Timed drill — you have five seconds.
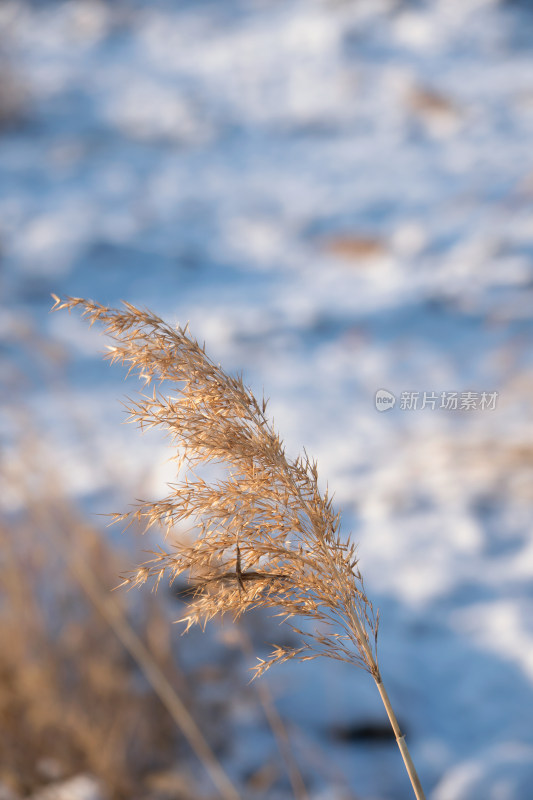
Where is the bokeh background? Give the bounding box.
[2,0,533,798]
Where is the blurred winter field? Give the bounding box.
[1,0,533,798]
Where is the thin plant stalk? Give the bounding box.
[53,295,426,800]
[375,680,426,800]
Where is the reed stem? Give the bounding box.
[375,679,426,800]
[345,611,426,800]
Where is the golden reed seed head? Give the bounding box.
[53,295,379,679]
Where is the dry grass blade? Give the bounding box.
[53,295,426,800]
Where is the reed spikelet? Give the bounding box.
[52,295,426,800]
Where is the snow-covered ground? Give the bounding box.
[2,0,533,797]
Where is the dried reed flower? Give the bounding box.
[53,295,426,800]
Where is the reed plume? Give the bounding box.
[53,295,426,800]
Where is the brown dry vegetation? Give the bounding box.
[0,445,195,799]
